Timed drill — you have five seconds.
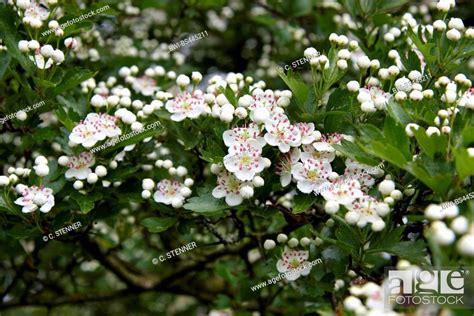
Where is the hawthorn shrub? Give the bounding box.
[0,0,474,315]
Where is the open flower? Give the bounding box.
[321,179,363,205]
[295,122,318,145]
[14,185,55,213]
[357,85,390,110]
[153,179,186,206]
[30,50,53,69]
[212,171,253,206]
[292,158,332,193]
[346,195,384,227]
[222,123,264,147]
[224,140,268,181]
[65,152,95,180]
[69,113,121,148]
[458,88,474,109]
[264,113,302,153]
[132,76,157,96]
[276,247,312,281]
[276,148,301,187]
[23,1,49,26]
[165,91,208,121]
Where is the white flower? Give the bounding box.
[378,179,395,195]
[295,122,317,145]
[321,179,363,206]
[212,171,253,206]
[165,91,208,121]
[276,247,312,281]
[30,51,53,69]
[131,76,157,96]
[33,164,49,177]
[292,158,332,194]
[277,148,301,187]
[14,185,55,213]
[448,18,465,31]
[264,113,302,152]
[52,50,65,64]
[176,74,190,87]
[65,152,95,180]
[24,1,49,26]
[64,37,77,49]
[222,123,264,147]
[224,140,267,181]
[458,88,474,109]
[153,179,186,206]
[346,195,384,227]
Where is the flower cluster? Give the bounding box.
[69,113,122,148]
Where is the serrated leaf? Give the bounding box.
[292,194,316,214]
[183,193,229,214]
[49,68,96,96]
[141,217,177,233]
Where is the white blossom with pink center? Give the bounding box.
[212,171,252,206]
[89,113,122,138]
[222,123,265,148]
[24,1,49,23]
[69,113,121,148]
[248,91,277,112]
[276,247,312,281]
[132,76,157,96]
[300,144,336,163]
[153,179,186,205]
[458,88,474,109]
[320,179,363,206]
[295,122,318,145]
[312,133,343,154]
[14,185,55,213]
[65,152,95,180]
[263,113,302,153]
[165,91,208,122]
[276,148,301,187]
[291,158,332,193]
[224,140,268,181]
[346,195,383,227]
[343,159,379,191]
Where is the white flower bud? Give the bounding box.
[377,203,391,217]
[171,198,183,208]
[448,18,464,31]
[176,166,188,177]
[409,90,423,101]
[324,201,340,214]
[64,37,77,49]
[191,71,202,83]
[16,110,27,121]
[18,40,29,52]
[300,237,311,247]
[426,126,441,137]
[361,101,376,113]
[457,234,474,256]
[344,296,362,311]
[433,20,447,32]
[263,239,276,250]
[371,220,386,231]
[288,238,299,248]
[277,233,288,243]
[180,187,192,197]
[357,56,371,69]
[87,173,99,184]
[378,179,395,195]
[184,178,194,187]
[0,176,10,186]
[58,156,69,166]
[384,33,395,42]
[141,190,151,199]
[73,180,83,190]
[446,28,461,41]
[35,155,48,165]
[337,59,348,70]
[34,164,49,177]
[347,81,360,92]
[176,74,190,87]
[240,185,254,199]
[52,49,65,64]
[40,45,54,58]
[425,204,444,220]
[388,65,400,76]
[95,165,107,177]
[345,211,360,224]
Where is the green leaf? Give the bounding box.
[288,0,312,17]
[220,85,237,106]
[0,5,34,73]
[49,68,96,97]
[412,127,447,159]
[292,194,316,214]
[71,191,103,214]
[383,116,411,161]
[183,193,229,214]
[454,147,474,179]
[386,100,412,126]
[278,69,308,107]
[0,51,11,79]
[141,217,177,233]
